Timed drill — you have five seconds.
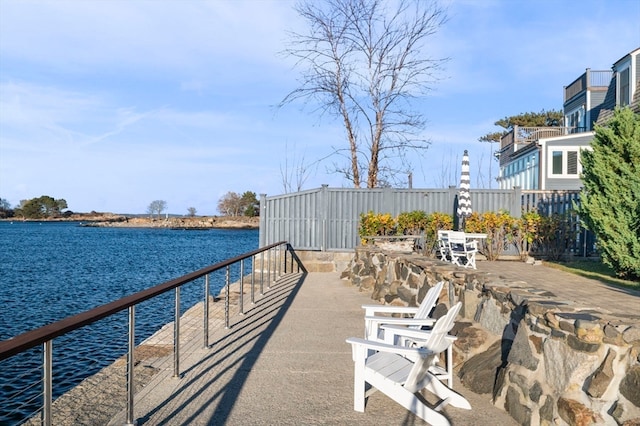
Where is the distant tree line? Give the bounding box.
[1,190,261,220]
[0,196,69,219]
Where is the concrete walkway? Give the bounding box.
[110,271,517,426]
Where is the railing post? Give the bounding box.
[277,244,282,279]
[267,249,272,288]
[42,340,52,426]
[260,251,264,295]
[239,259,245,315]
[204,274,210,348]
[283,245,287,275]
[251,255,255,304]
[173,287,180,378]
[125,306,137,426]
[271,248,276,286]
[224,265,230,329]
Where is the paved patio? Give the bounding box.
[475,260,640,318]
[109,270,518,425]
[107,258,639,425]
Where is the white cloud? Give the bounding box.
[0,0,298,76]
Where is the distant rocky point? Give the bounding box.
[82,215,259,229]
[6,213,259,229]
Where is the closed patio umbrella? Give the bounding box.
[457,150,472,230]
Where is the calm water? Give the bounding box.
[0,221,258,423]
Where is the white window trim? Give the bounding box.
[547,147,585,178]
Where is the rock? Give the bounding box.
[395,284,413,304]
[478,298,511,337]
[611,399,640,425]
[557,397,597,426]
[567,334,601,353]
[406,272,421,289]
[529,381,543,403]
[575,319,604,343]
[507,320,539,371]
[450,323,490,357]
[543,338,600,393]
[508,371,529,396]
[611,400,625,424]
[620,366,640,408]
[559,319,576,333]
[505,386,532,425]
[458,340,504,394]
[462,289,480,319]
[544,311,560,328]
[358,275,376,291]
[603,323,625,345]
[586,348,616,398]
[539,395,555,424]
[430,303,447,319]
[529,334,543,354]
[624,326,640,344]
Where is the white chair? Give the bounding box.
[362,281,444,341]
[436,230,450,261]
[346,302,470,425]
[381,321,456,388]
[447,231,478,269]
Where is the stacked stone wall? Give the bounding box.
[343,246,640,425]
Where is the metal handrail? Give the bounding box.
[0,241,286,360]
[0,241,299,426]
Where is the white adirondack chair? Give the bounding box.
[362,281,444,341]
[346,303,470,426]
[447,231,478,269]
[437,230,450,261]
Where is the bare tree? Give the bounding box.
[280,141,312,193]
[147,200,167,219]
[187,207,197,217]
[217,192,242,216]
[281,0,448,188]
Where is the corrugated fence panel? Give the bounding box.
[472,189,522,217]
[259,186,595,256]
[260,186,528,251]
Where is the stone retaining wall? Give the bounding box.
[342,246,640,426]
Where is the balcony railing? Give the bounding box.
[0,241,302,426]
[564,69,613,101]
[499,125,586,152]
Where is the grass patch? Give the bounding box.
[544,259,640,290]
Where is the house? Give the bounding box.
[496,47,639,190]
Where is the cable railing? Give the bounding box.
[0,241,303,426]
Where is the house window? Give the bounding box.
[619,68,630,106]
[567,151,578,174]
[552,151,563,174]
[550,148,581,177]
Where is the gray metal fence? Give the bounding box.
[521,190,596,256]
[259,185,523,251]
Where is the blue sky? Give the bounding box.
[1,0,638,215]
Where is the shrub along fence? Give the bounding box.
[259,186,593,258]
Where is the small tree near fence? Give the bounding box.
[578,107,640,280]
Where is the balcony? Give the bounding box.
[497,126,586,166]
[564,69,613,102]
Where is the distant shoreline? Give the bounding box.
[1,214,259,229]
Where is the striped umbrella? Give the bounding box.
[456,150,472,229]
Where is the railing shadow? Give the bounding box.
[134,271,308,425]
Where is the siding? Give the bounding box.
[564,93,586,113]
